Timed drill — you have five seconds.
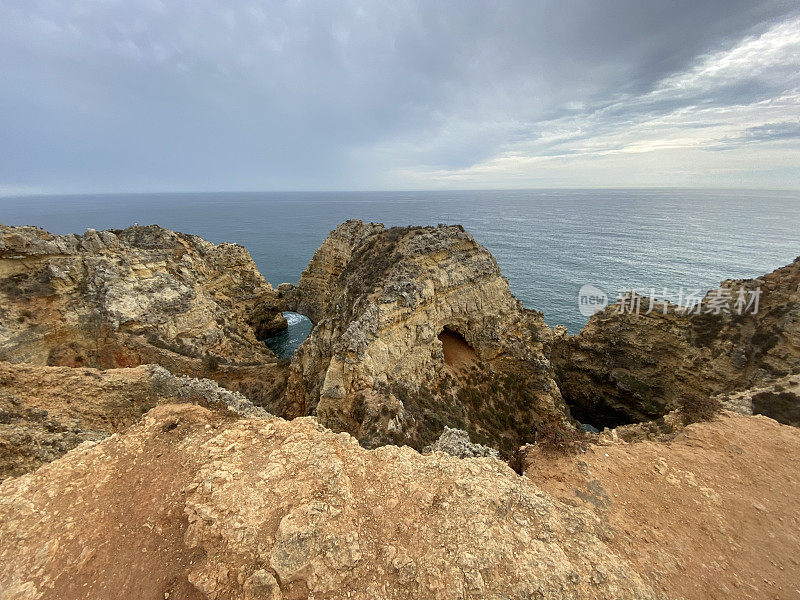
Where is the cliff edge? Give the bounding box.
[553,258,800,427]
[1,220,799,600]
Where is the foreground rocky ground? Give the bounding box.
[0,221,798,599]
[526,413,800,600]
[1,403,797,600]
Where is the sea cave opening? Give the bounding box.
[262,311,313,359]
[438,327,478,370]
[561,394,639,432]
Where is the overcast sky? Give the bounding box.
[2,0,799,194]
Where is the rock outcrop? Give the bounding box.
[423,426,500,459]
[0,402,653,600]
[717,372,800,426]
[0,361,268,481]
[286,221,571,452]
[552,258,800,427]
[0,225,289,410]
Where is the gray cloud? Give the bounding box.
[710,120,800,151]
[743,121,800,142]
[0,0,798,193]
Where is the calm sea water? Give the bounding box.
[2,189,799,334]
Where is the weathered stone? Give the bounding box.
[0,403,658,600]
[716,372,800,425]
[0,361,269,481]
[286,221,572,451]
[2,402,798,600]
[552,258,800,427]
[423,426,500,458]
[0,224,289,410]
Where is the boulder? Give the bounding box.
[423,426,500,459]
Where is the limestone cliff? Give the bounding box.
[286,221,570,452]
[0,224,288,409]
[553,258,800,427]
[0,220,799,600]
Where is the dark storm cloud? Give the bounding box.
[0,0,798,192]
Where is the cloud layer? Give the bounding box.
[1,0,798,193]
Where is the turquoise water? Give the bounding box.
[2,189,799,333]
[264,312,313,358]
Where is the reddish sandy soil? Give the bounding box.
[12,408,225,600]
[526,412,800,600]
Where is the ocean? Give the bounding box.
[2,189,799,334]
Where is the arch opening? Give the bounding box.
[438,327,477,370]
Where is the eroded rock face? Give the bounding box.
[0,225,289,409]
[294,220,386,322]
[552,258,800,427]
[0,361,268,481]
[0,403,657,600]
[286,221,571,452]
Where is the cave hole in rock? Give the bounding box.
[262,312,313,359]
[562,394,639,432]
[438,327,478,370]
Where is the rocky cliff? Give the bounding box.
[0,225,289,410]
[553,258,800,427]
[285,221,570,452]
